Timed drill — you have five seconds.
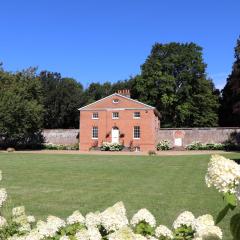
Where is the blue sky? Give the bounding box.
[0,0,239,89]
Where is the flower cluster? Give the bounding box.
[130,209,156,227]
[100,142,124,151]
[205,155,240,199]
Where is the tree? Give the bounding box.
[132,42,219,127]
[220,37,240,126]
[83,82,112,105]
[0,67,44,148]
[40,71,84,128]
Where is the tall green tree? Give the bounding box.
[0,67,44,148]
[40,71,84,128]
[220,37,240,126]
[132,42,219,127]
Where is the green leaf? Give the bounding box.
[215,204,231,224]
[230,213,240,240]
[224,192,237,208]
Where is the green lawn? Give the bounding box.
[0,152,240,239]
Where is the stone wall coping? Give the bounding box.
[159,127,240,130]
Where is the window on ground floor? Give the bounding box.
[133,126,140,139]
[92,126,98,139]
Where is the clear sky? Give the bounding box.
[0,0,239,89]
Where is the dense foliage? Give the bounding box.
[0,67,44,148]
[40,71,84,129]
[132,43,219,127]
[220,37,240,127]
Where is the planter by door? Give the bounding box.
[112,127,119,143]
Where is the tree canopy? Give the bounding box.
[40,71,84,129]
[220,37,240,126]
[132,43,219,127]
[0,67,44,148]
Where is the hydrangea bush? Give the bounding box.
[186,142,225,150]
[100,142,124,151]
[156,140,171,151]
[0,168,223,240]
[205,155,240,239]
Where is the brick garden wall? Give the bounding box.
[157,128,240,147]
[42,128,240,147]
[43,129,79,145]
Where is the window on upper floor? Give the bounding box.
[92,126,98,139]
[113,98,119,104]
[133,112,141,118]
[92,112,99,119]
[112,112,119,119]
[133,126,140,139]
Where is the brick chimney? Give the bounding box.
[117,89,131,98]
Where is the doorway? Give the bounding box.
[111,127,119,143]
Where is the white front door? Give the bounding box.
[112,128,119,143]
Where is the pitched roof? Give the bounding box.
[78,93,155,110]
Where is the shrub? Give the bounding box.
[43,143,79,150]
[186,142,225,150]
[205,155,240,239]
[100,142,124,151]
[148,150,156,156]
[157,140,171,151]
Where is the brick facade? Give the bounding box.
[79,93,160,151]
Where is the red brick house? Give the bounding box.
[78,90,161,151]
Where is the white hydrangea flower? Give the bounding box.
[194,225,222,239]
[67,210,85,225]
[75,229,89,240]
[205,155,240,198]
[173,211,195,229]
[24,229,42,240]
[37,216,65,238]
[19,223,31,232]
[0,216,7,228]
[75,227,101,240]
[130,208,156,227]
[155,225,173,239]
[100,202,129,232]
[12,206,25,217]
[108,226,147,240]
[27,215,36,223]
[12,214,31,233]
[195,214,214,227]
[85,212,101,228]
[134,234,148,240]
[60,236,70,240]
[147,237,158,240]
[0,188,7,207]
[87,227,102,240]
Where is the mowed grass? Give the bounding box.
[0,152,240,239]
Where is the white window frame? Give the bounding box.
[92,112,99,119]
[92,126,98,139]
[133,126,140,139]
[112,99,119,104]
[112,112,119,119]
[133,112,141,119]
